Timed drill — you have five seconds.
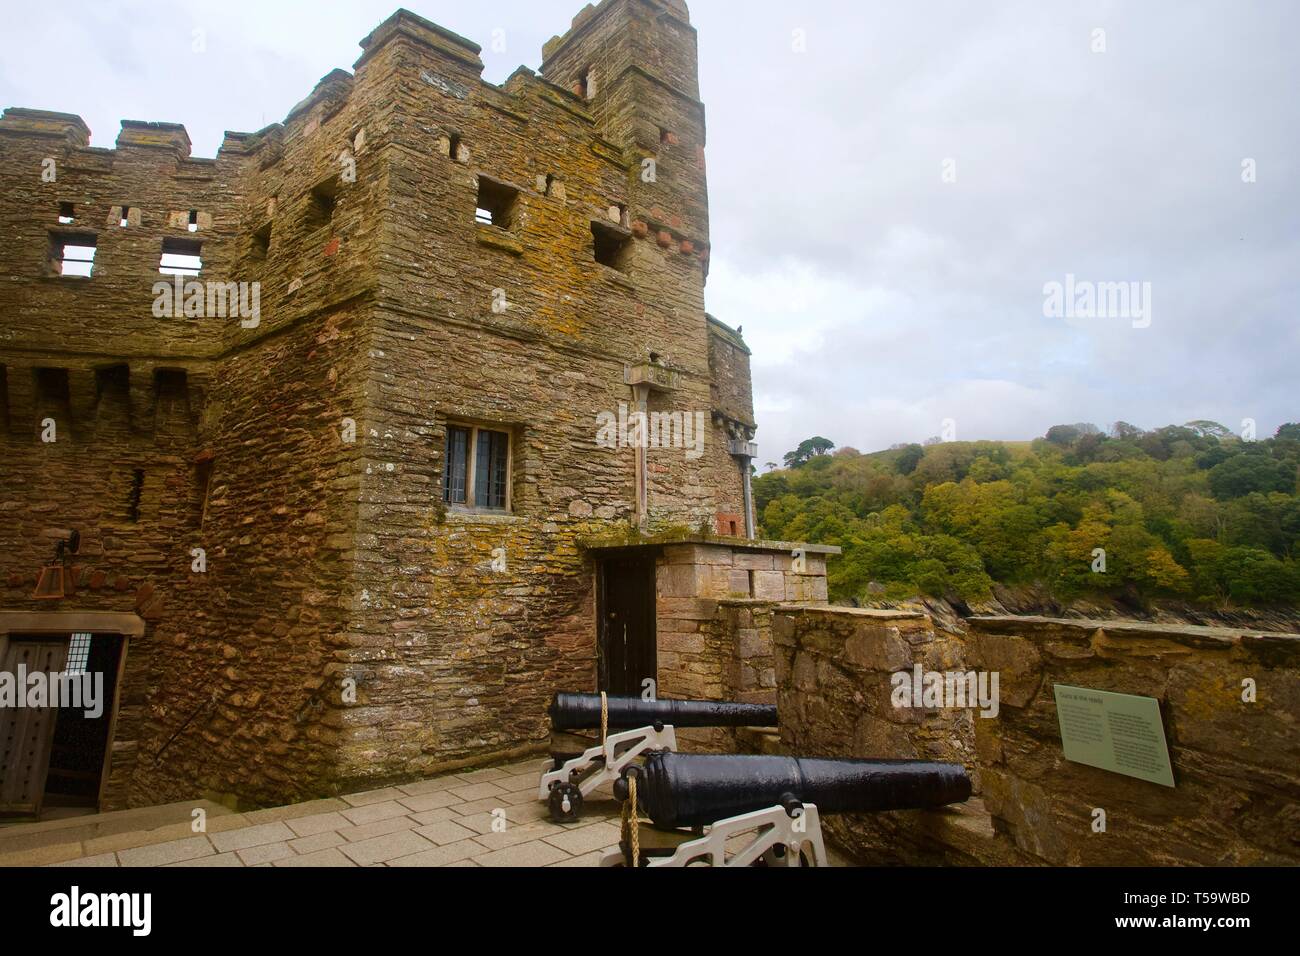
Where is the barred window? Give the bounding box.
[443,423,511,512]
[66,633,92,675]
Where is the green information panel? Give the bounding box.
[1052,685,1175,788]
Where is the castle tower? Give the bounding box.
[541,0,710,273]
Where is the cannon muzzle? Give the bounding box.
[618,752,971,828]
[548,693,776,732]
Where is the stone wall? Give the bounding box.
[0,1,777,808]
[769,605,1300,866]
[966,616,1300,865]
[771,606,1004,864]
[647,540,834,748]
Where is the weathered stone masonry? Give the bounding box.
[0,2,828,810]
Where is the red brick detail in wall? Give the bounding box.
[716,512,742,537]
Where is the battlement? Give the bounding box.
[0,108,91,146]
[116,120,193,156]
[356,8,484,71]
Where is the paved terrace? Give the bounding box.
[0,759,627,868]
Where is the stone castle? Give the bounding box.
[5,2,1293,871]
[0,1,836,814]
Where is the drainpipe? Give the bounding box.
[727,432,758,539]
[633,382,651,533]
[741,457,755,539]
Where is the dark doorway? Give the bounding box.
[44,634,123,809]
[597,554,657,696]
[0,633,123,817]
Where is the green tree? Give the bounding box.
[783,436,836,468]
[1208,455,1294,499]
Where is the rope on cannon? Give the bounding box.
[619,771,641,867]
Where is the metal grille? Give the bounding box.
[66,633,92,675]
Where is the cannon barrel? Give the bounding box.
[548,693,777,732]
[618,752,971,828]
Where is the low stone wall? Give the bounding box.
[716,600,778,705]
[966,616,1300,865]
[770,605,1300,866]
[772,606,1011,864]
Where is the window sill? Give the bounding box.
[445,508,525,525]
[476,225,523,256]
[598,264,634,289]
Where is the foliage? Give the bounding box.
[756,422,1300,607]
[782,436,836,469]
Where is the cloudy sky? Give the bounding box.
[4,1,1295,465]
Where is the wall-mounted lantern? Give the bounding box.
[32,529,80,600]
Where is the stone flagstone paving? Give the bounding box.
[0,758,627,868]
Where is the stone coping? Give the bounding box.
[968,615,1299,646]
[772,604,928,620]
[581,533,841,555]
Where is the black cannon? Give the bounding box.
[538,692,779,823]
[548,692,777,733]
[604,752,972,867]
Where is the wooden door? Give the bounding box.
[0,638,69,816]
[597,555,657,696]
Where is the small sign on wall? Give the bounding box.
[1053,685,1175,788]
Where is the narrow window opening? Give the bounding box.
[592,221,633,273]
[544,173,556,197]
[58,202,75,224]
[196,458,215,527]
[447,133,462,162]
[127,469,144,523]
[578,67,593,99]
[36,367,70,401]
[443,425,470,505]
[187,209,199,232]
[475,177,518,230]
[251,221,272,258]
[154,368,190,430]
[159,237,202,277]
[308,177,339,229]
[49,232,97,278]
[34,368,71,435]
[119,206,131,227]
[95,364,130,399]
[659,127,673,144]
